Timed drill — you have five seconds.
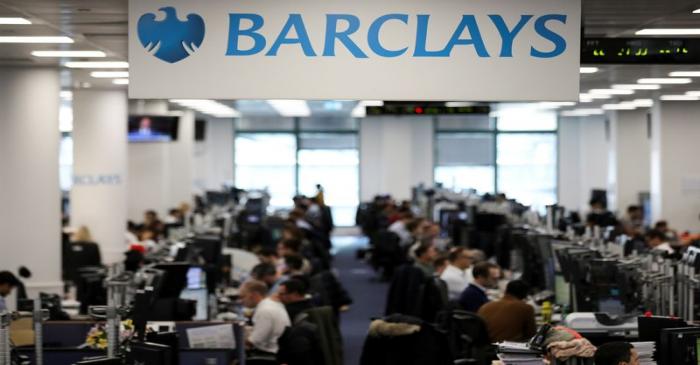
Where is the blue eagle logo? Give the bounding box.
[137,7,205,63]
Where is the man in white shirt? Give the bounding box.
[240,280,291,354]
[440,247,473,300]
[389,214,414,247]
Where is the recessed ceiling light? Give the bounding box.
[636,29,700,35]
[694,8,700,13]
[602,103,637,110]
[538,102,576,109]
[660,95,700,101]
[580,93,612,100]
[32,50,106,58]
[112,79,129,85]
[64,61,128,69]
[631,99,654,107]
[589,89,635,95]
[0,17,31,25]
[91,71,129,78]
[612,84,661,90]
[638,78,692,84]
[669,71,700,77]
[685,91,700,96]
[170,99,240,118]
[580,67,599,74]
[560,108,604,117]
[0,36,73,43]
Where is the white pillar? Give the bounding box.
[606,109,651,213]
[0,67,62,298]
[650,101,700,231]
[71,90,128,264]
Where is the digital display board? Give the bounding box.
[366,103,490,116]
[581,37,700,64]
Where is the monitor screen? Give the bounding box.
[186,267,206,289]
[128,115,179,142]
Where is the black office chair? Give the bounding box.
[437,309,492,365]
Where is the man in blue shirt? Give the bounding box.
[0,271,19,312]
[458,261,500,312]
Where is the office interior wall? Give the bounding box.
[127,101,195,221]
[651,101,700,232]
[607,109,651,213]
[360,116,434,201]
[557,115,610,214]
[193,118,235,193]
[71,89,128,264]
[0,67,62,298]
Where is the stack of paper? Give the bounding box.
[496,342,544,365]
[632,342,656,365]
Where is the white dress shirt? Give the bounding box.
[249,298,291,353]
[440,264,470,300]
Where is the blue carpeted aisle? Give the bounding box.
[332,236,389,365]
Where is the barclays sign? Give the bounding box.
[129,0,581,101]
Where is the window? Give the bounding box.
[59,133,73,192]
[234,118,359,226]
[435,106,558,210]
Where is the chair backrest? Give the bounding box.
[303,306,343,365]
[437,309,491,362]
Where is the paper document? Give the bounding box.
[186,324,236,349]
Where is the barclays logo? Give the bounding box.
[137,6,205,63]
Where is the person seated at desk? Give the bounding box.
[477,280,536,342]
[251,262,283,294]
[278,278,315,322]
[458,261,500,312]
[413,242,438,277]
[647,229,675,255]
[440,247,473,300]
[240,280,291,356]
[0,271,19,312]
[594,342,639,365]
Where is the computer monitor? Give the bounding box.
[126,341,173,365]
[639,316,687,362]
[185,266,206,289]
[152,263,190,299]
[146,331,180,365]
[659,327,700,365]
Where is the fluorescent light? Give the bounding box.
[0,36,73,43]
[59,91,73,100]
[580,93,612,100]
[669,71,700,77]
[638,78,692,84]
[352,100,384,117]
[590,89,635,95]
[445,102,474,107]
[0,17,31,25]
[685,91,700,96]
[612,84,661,90]
[170,99,240,118]
[636,29,700,35]
[112,79,129,85]
[64,61,128,69]
[694,8,700,13]
[560,108,604,117]
[631,99,654,107]
[268,100,311,117]
[602,103,637,110]
[31,50,106,58]
[580,67,599,74]
[91,71,129,78]
[660,95,700,101]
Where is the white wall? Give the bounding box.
[360,116,433,201]
[0,67,62,297]
[557,115,609,213]
[127,101,195,221]
[607,109,651,213]
[193,118,235,193]
[71,89,128,264]
[650,101,700,231]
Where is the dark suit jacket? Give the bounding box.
[458,284,489,313]
[477,295,537,342]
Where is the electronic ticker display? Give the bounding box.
[581,37,700,64]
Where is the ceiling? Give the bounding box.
[2,0,700,115]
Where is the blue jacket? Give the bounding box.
[458,283,489,313]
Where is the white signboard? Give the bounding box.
[129,0,581,101]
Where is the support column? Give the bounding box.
[650,100,700,231]
[71,90,128,264]
[0,67,62,299]
[606,109,651,213]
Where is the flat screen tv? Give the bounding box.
[128,115,179,142]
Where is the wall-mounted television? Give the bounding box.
[128,115,179,142]
[195,119,206,141]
